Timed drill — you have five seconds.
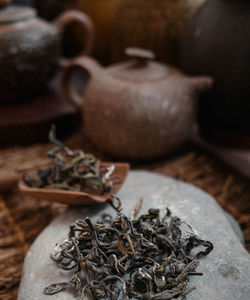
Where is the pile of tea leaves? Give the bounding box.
[44,201,213,299]
[23,127,116,193]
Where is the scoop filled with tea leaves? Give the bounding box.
[44,201,213,299]
[19,127,129,205]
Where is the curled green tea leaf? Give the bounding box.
[44,282,72,295]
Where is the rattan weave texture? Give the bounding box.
[0,130,249,300]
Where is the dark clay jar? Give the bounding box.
[0,4,93,101]
[181,0,250,135]
[0,7,59,101]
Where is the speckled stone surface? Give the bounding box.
[18,171,250,300]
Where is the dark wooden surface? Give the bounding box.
[0,88,81,146]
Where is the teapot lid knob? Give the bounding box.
[125,47,155,67]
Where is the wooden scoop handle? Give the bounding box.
[0,169,20,192]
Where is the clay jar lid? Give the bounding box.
[0,4,36,24]
[106,47,169,82]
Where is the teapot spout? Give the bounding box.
[190,76,214,93]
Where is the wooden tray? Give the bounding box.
[0,88,80,146]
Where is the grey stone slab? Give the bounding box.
[18,171,250,300]
[224,212,244,245]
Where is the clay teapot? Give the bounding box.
[181,0,250,136]
[62,48,213,159]
[0,1,94,101]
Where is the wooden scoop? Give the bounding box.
[0,168,20,192]
[18,162,129,205]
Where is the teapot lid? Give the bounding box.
[0,4,36,24]
[106,48,169,82]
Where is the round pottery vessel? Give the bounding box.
[111,0,206,65]
[181,0,250,134]
[61,48,213,159]
[0,2,94,101]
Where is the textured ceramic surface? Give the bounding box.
[18,171,250,300]
[0,5,94,101]
[181,0,250,133]
[0,16,59,101]
[62,49,213,159]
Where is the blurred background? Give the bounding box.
[0,1,250,298]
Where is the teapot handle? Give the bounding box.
[56,10,94,65]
